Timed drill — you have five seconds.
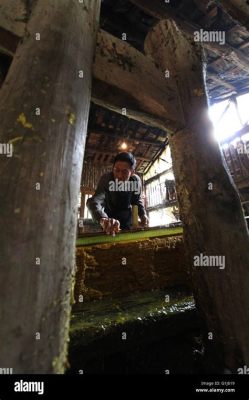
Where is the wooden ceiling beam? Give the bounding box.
[86,148,151,162]
[92,29,185,132]
[197,5,218,27]
[129,0,249,74]
[238,37,249,49]
[88,128,167,146]
[91,93,167,132]
[209,75,237,93]
[217,0,249,32]
[0,25,182,132]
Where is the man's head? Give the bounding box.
[113,152,136,181]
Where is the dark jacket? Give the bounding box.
[86,172,146,230]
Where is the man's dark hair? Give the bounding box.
[113,152,136,169]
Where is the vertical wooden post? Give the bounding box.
[79,189,85,233]
[80,190,86,220]
[132,205,139,229]
[145,19,249,370]
[0,0,100,373]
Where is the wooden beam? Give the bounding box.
[0,25,182,131]
[91,88,167,131]
[238,37,249,50]
[85,148,151,162]
[79,193,85,219]
[197,4,218,25]
[209,75,237,93]
[0,0,28,38]
[0,0,101,373]
[145,19,249,370]
[92,29,185,132]
[206,41,249,74]
[145,167,173,185]
[88,128,167,146]
[129,0,249,74]
[217,0,249,32]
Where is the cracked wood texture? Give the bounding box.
[145,19,249,370]
[92,29,185,132]
[0,0,100,373]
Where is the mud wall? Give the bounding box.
[74,234,190,308]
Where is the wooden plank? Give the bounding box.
[88,128,167,146]
[86,148,151,161]
[218,0,249,31]
[92,29,185,132]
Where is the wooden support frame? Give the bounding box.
[92,30,185,131]
[130,0,249,74]
[145,19,249,370]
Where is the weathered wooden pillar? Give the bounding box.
[145,20,249,370]
[0,0,100,373]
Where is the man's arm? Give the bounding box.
[86,174,109,223]
[87,174,120,235]
[134,196,146,218]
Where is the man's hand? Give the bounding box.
[140,215,149,227]
[100,218,120,236]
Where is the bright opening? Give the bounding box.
[209,92,249,143]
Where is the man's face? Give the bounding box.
[113,161,134,181]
